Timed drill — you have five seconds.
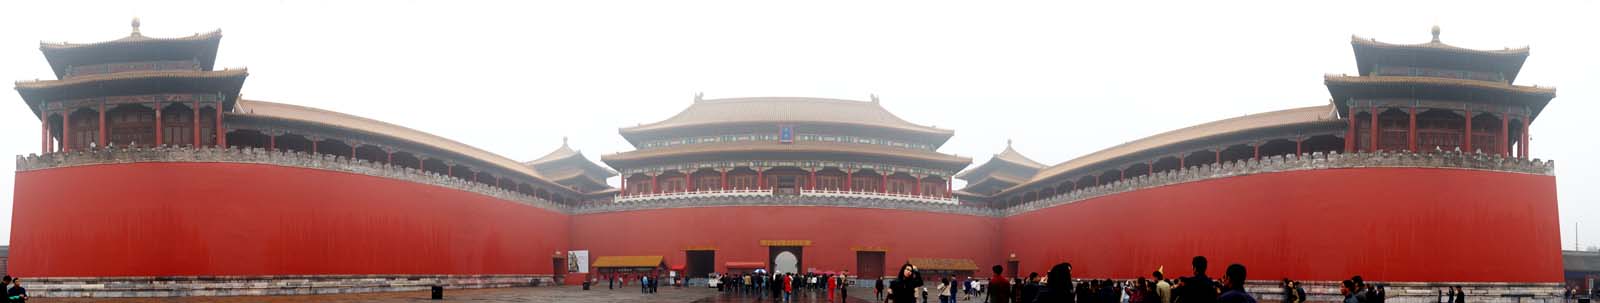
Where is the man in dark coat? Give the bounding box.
[1173,256,1218,303]
[1033,262,1075,303]
[1020,272,1042,303]
[1217,264,1255,303]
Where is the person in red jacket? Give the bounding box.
[829,273,838,301]
[989,265,1011,303]
[784,273,795,302]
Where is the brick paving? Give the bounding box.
[31,285,882,303]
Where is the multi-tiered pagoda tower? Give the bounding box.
[19,18,242,152]
[1327,26,1553,156]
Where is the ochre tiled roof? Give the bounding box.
[1350,35,1528,56]
[907,258,978,271]
[621,97,953,136]
[1322,75,1556,95]
[524,139,619,178]
[592,256,665,268]
[1007,105,1339,194]
[602,141,971,167]
[995,145,1045,168]
[234,100,563,186]
[40,30,222,50]
[955,144,1043,180]
[14,69,246,89]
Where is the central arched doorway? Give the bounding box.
[774,252,798,273]
[769,246,804,274]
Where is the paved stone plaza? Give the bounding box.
[30,285,894,302]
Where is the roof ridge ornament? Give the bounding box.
[131,17,142,36]
[1430,25,1441,43]
[562,136,569,147]
[694,92,703,103]
[870,94,879,104]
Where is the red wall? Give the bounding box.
[9,163,571,277]
[571,206,1002,278]
[8,164,1562,284]
[1001,167,1562,283]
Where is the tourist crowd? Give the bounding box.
[710,270,854,302]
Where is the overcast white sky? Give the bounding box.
[0,0,1595,249]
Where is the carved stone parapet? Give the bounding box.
[16,146,569,214]
[1003,150,1554,216]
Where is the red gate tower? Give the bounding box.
[581,95,985,281]
[13,20,588,296]
[985,27,1560,301]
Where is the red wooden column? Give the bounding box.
[1178,155,1185,168]
[807,169,816,191]
[386,151,393,164]
[311,140,319,154]
[1345,105,1356,152]
[214,102,224,147]
[651,173,660,194]
[914,175,924,197]
[1147,160,1153,175]
[1500,112,1510,157]
[1213,149,1220,164]
[192,101,200,147]
[1252,144,1260,160]
[720,169,728,190]
[1295,138,1303,159]
[1521,115,1530,159]
[97,104,106,148]
[844,170,853,192]
[1408,106,1417,152]
[1464,109,1474,153]
[62,111,72,152]
[1368,105,1378,152]
[154,103,163,146]
[619,176,627,196]
[756,168,765,190]
[350,144,356,158]
[419,157,427,171]
[446,164,453,176]
[268,134,276,151]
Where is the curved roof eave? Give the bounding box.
[233,100,583,194]
[617,96,955,142]
[997,105,1341,195]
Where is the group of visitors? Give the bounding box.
[882,255,1255,303]
[1339,276,1385,303]
[714,271,853,302]
[599,273,661,294]
[0,276,25,302]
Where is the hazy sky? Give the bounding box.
[1,1,1596,249]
